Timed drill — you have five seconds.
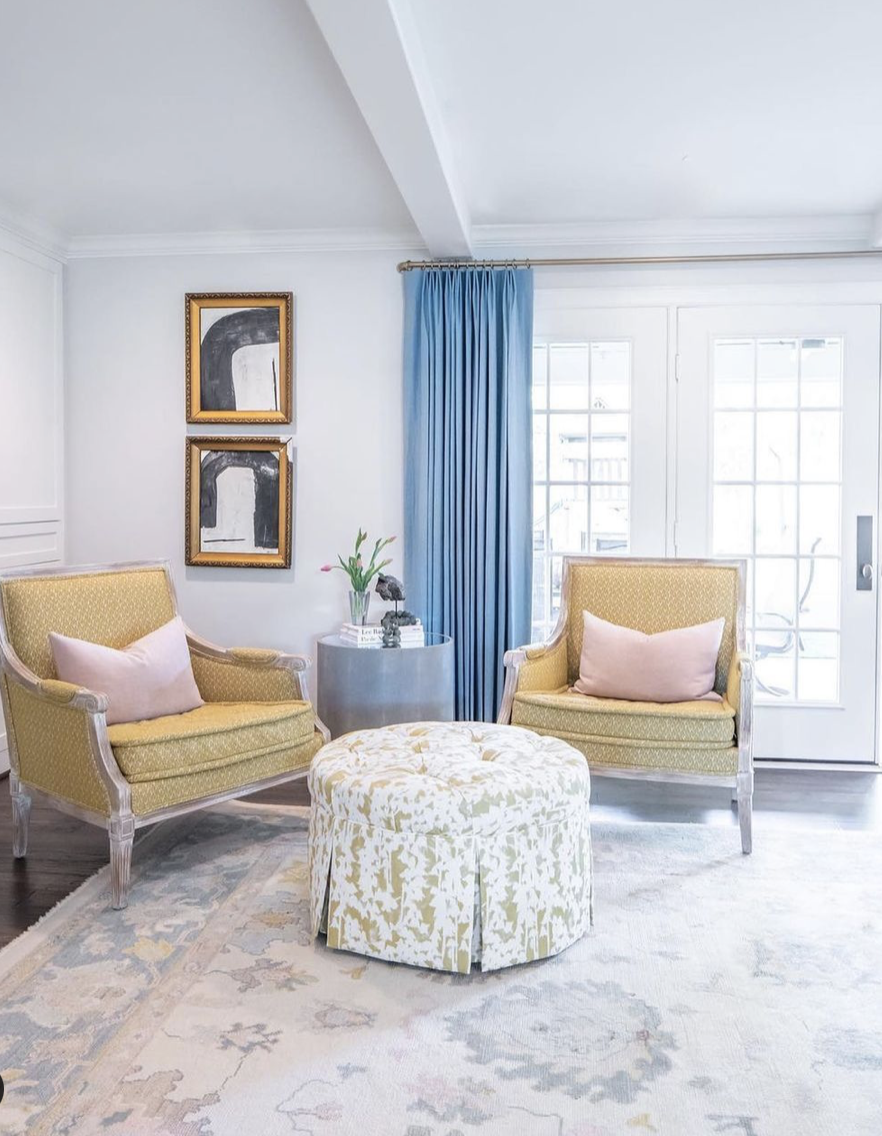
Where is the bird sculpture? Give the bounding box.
[375,573,406,607]
[375,574,418,646]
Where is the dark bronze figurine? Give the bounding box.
[376,574,418,647]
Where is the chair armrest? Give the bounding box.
[185,630,329,740]
[726,650,754,771]
[37,678,109,713]
[226,647,299,666]
[497,634,569,723]
[0,648,109,713]
[0,657,127,817]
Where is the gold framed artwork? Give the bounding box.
[186,437,292,568]
[186,292,293,424]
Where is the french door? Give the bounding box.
[676,305,880,763]
[531,307,668,641]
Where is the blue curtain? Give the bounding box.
[403,267,534,721]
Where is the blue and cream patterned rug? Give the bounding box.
[0,803,880,1136]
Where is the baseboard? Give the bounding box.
[755,758,881,773]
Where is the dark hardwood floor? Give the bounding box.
[0,769,879,949]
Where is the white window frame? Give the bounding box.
[531,338,633,641]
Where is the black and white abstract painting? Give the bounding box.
[187,437,292,568]
[187,293,292,423]
[199,448,280,554]
[200,306,279,412]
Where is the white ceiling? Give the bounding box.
[0,0,412,236]
[2,0,882,251]
[409,0,882,225]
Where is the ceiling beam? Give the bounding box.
[306,0,472,258]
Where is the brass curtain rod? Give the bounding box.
[397,249,882,272]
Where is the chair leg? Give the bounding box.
[10,773,31,859]
[109,815,135,909]
[736,773,753,855]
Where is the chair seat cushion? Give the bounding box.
[108,700,314,782]
[512,689,736,747]
[129,732,323,816]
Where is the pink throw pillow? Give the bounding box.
[49,616,204,726]
[573,611,725,703]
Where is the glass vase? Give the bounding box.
[348,589,371,626]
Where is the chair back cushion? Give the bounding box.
[0,565,176,679]
[564,560,742,695]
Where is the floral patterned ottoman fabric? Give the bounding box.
[307,722,592,974]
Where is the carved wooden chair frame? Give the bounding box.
[497,556,754,853]
[0,560,329,907]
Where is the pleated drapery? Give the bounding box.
[403,267,534,721]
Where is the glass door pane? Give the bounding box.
[676,305,880,764]
[711,337,843,705]
[531,306,668,641]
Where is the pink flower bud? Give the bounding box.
[320,564,333,572]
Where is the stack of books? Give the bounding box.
[340,620,425,648]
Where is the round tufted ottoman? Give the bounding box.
[307,722,592,973]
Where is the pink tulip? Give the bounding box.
[320,564,333,572]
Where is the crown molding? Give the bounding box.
[0,200,67,263]
[471,215,875,258]
[3,206,874,265]
[66,225,425,259]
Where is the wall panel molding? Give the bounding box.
[0,229,64,777]
[0,521,62,571]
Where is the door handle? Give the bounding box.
[857,516,874,591]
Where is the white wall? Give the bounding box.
[0,230,65,771]
[63,251,882,725]
[65,248,414,678]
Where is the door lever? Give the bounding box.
[857,516,874,591]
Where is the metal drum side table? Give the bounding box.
[316,633,454,739]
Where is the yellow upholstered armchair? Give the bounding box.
[498,557,754,852]
[0,561,329,907]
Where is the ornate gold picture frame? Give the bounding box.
[186,292,293,424]
[186,437,292,568]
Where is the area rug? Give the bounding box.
[0,806,880,1136]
